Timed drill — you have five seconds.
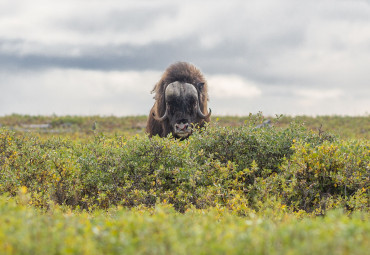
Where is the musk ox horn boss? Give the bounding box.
[146,62,211,138]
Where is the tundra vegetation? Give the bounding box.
[0,114,369,254]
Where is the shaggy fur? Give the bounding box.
[146,62,210,137]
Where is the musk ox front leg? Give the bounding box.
[145,106,163,137]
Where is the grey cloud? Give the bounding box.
[0,37,293,86]
[318,0,370,22]
[59,5,178,34]
[0,26,363,91]
[1,1,369,116]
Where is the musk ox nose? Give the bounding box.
[175,123,189,132]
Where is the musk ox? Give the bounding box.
[146,62,211,138]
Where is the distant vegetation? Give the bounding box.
[0,114,369,254]
[0,113,369,139]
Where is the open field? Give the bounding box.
[0,114,369,254]
[0,114,369,139]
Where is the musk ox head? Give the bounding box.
[146,62,211,139]
[153,81,211,138]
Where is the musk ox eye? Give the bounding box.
[197,82,205,91]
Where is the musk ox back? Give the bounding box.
[146,62,211,138]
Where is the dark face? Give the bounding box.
[165,82,199,138]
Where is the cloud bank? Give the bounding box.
[1,0,369,116]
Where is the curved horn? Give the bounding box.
[197,104,212,119]
[153,104,169,122]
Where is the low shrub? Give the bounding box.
[0,115,368,215]
[276,140,369,214]
[190,115,336,173]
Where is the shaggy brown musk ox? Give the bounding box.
[146,62,211,138]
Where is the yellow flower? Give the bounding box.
[20,186,27,194]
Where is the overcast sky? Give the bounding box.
[1,0,369,116]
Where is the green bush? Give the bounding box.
[0,131,82,207]
[276,140,369,214]
[190,116,335,173]
[0,114,368,215]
